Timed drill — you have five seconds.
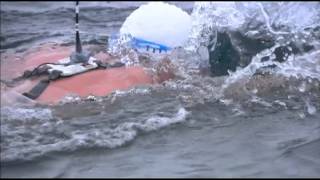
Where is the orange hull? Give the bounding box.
[37,66,153,104]
[1,44,173,105]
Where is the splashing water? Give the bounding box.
[182,2,320,86]
[0,105,189,162]
[1,2,320,168]
[153,1,320,109]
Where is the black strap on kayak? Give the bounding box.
[22,70,63,100]
[8,62,70,84]
[22,79,50,100]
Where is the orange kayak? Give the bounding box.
[1,44,174,105]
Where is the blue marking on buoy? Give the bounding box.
[107,34,172,53]
[131,37,172,52]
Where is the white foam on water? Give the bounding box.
[113,86,152,97]
[1,106,53,121]
[154,2,320,109]
[257,2,290,35]
[273,100,287,108]
[185,2,320,58]
[138,107,189,132]
[0,106,189,162]
[304,98,317,115]
[222,44,282,89]
[250,96,273,107]
[276,49,320,80]
[185,2,246,52]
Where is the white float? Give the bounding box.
[47,57,98,77]
[120,2,192,48]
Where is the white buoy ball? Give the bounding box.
[120,2,192,48]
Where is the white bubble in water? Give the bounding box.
[298,81,306,92]
[306,100,317,115]
[274,100,287,108]
[251,88,258,94]
[298,112,306,119]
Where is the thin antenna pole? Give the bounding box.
[75,1,82,53]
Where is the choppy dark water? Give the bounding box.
[1,1,320,178]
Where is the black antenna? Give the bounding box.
[75,1,82,53]
[70,1,90,64]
